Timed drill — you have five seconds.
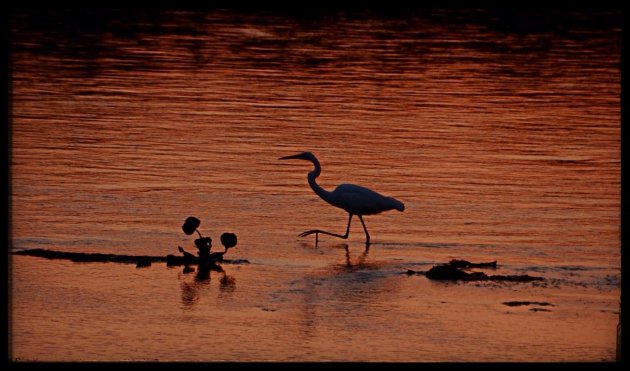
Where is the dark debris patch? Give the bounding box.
[503,301,554,307]
[407,259,544,282]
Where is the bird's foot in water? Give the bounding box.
[298,230,320,237]
[298,230,321,246]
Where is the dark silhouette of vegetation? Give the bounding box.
[174,216,240,273]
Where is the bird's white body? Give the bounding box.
[279,151,404,245]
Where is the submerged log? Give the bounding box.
[13,248,249,266]
[13,248,162,265]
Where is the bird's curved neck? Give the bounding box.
[307,157,333,201]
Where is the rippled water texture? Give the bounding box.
[9,9,620,361]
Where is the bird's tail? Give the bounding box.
[391,197,405,212]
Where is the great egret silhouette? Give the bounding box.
[279,151,404,245]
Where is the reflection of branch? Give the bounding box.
[220,271,236,292]
[195,268,210,281]
[180,281,199,308]
[179,266,236,307]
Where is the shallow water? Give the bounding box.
[9,9,620,361]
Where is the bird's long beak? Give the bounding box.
[279,153,305,160]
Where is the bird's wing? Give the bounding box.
[336,184,389,215]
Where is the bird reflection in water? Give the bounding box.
[296,243,384,339]
[340,243,370,271]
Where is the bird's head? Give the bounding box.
[278,151,316,162]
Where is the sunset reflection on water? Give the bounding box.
[10,8,620,361]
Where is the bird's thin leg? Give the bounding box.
[358,215,370,246]
[343,213,352,237]
[299,214,353,241]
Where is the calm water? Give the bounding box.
[9,9,620,361]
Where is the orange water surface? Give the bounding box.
[9,9,620,361]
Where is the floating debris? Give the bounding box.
[502,301,554,313]
[407,259,544,282]
[503,301,554,307]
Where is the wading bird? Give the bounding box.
[279,151,404,246]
